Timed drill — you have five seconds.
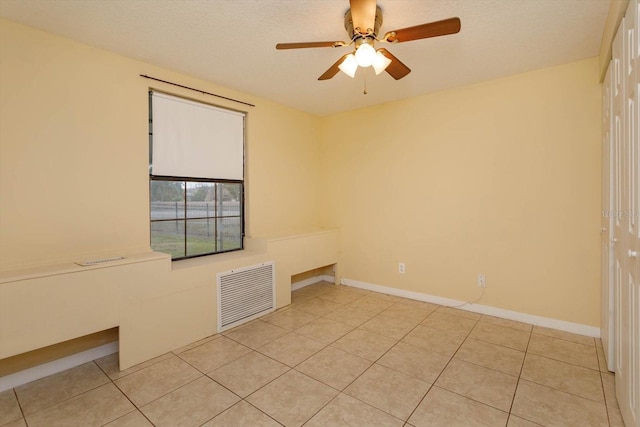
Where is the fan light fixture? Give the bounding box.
[372,51,392,75]
[339,42,391,78]
[355,42,376,67]
[338,54,358,78]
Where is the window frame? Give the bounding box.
[148,91,245,261]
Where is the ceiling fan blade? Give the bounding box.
[349,0,378,35]
[276,41,345,49]
[384,17,461,43]
[318,53,352,80]
[377,48,411,80]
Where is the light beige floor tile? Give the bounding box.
[305,393,404,427]
[293,298,343,316]
[511,380,609,427]
[435,359,518,411]
[0,389,22,425]
[532,326,595,346]
[223,320,289,349]
[520,354,604,402]
[317,289,364,305]
[402,325,466,357]
[368,293,402,302]
[208,351,289,397]
[294,317,354,344]
[104,410,154,426]
[359,312,419,340]
[339,285,371,295]
[296,346,372,390]
[15,362,109,415]
[258,332,325,367]
[469,323,530,351]
[381,302,436,323]
[172,335,220,354]
[601,372,618,408]
[95,352,174,381]
[291,291,317,304]
[408,386,508,427]
[291,285,330,302]
[246,370,338,427]
[527,334,598,370]
[377,341,450,384]
[395,298,439,310]
[422,311,477,335]
[331,329,397,361]
[507,415,542,426]
[435,306,482,320]
[344,364,431,420]
[24,383,134,427]
[479,315,532,332]
[454,338,525,376]
[607,404,626,427]
[140,376,239,427]
[323,306,377,326]
[261,308,317,331]
[1,418,26,427]
[202,401,281,427]
[347,296,395,313]
[177,336,252,373]
[114,355,202,407]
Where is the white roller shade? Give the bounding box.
[151,92,244,180]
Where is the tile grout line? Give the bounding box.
[594,338,614,427]
[506,325,534,424]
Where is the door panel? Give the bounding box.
[613,1,640,426]
[602,62,615,371]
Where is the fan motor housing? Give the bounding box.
[344,5,383,40]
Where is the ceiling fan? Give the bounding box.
[275,0,461,81]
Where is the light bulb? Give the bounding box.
[355,42,376,67]
[338,54,358,78]
[372,50,392,75]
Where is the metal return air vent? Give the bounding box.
[217,262,275,332]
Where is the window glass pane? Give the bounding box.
[186,219,217,256]
[151,220,185,258]
[150,181,185,220]
[220,183,242,217]
[218,216,242,251]
[186,182,216,219]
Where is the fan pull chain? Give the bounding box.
[363,70,368,95]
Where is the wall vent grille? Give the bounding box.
[217,262,275,332]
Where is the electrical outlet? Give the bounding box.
[478,274,486,288]
[399,263,406,274]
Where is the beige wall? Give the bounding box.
[0,18,321,272]
[320,57,602,326]
[0,19,334,367]
[0,15,602,361]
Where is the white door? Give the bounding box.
[602,62,615,371]
[612,12,627,411]
[613,1,640,426]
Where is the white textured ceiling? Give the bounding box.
[0,0,609,116]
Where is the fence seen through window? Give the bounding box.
[150,179,242,259]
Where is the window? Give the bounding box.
[149,91,245,260]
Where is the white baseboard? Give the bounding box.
[0,341,119,392]
[292,275,335,291]
[341,278,600,338]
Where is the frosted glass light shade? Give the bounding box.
[338,54,358,78]
[355,42,376,67]
[372,51,392,75]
